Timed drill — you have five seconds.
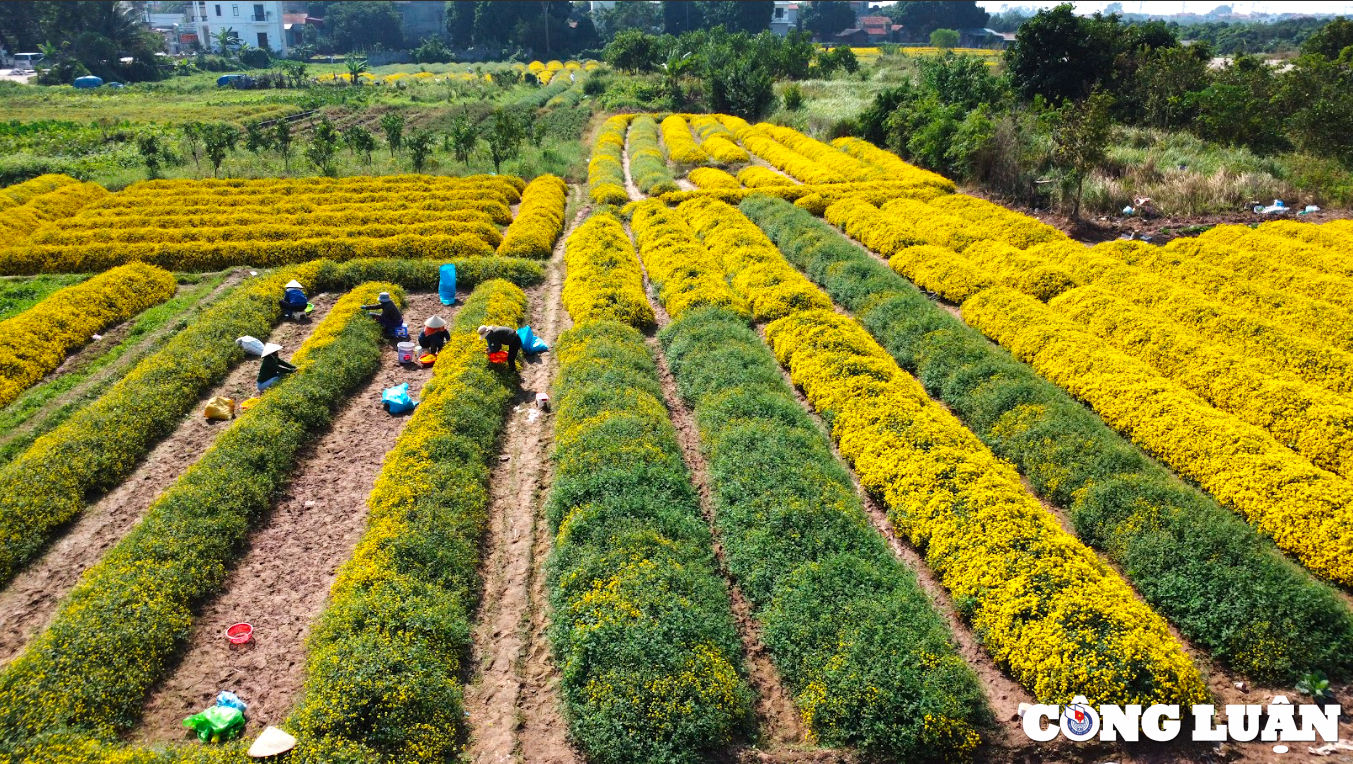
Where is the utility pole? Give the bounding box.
[543,0,550,55]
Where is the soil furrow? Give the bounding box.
[132,292,453,742]
[0,293,338,669]
[464,202,582,764]
[623,121,644,201]
[629,225,817,760]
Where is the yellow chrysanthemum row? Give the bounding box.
[687,167,739,190]
[561,211,654,328]
[677,197,1209,707]
[0,280,393,740]
[629,115,678,196]
[1057,238,1353,389]
[689,115,750,165]
[963,286,1353,587]
[497,174,568,258]
[0,262,176,409]
[629,200,748,321]
[660,115,710,165]
[588,114,633,205]
[0,177,109,242]
[677,197,830,322]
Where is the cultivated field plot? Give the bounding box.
[0,112,1350,764]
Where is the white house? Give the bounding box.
[185,0,288,55]
[770,1,799,35]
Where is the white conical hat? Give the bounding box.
[285,280,303,289]
[248,726,297,758]
[425,315,447,329]
[260,343,282,357]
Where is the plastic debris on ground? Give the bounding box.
[381,382,418,414]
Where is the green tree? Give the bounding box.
[380,112,405,156]
[181,121,205,173]
[136,134,166,179]
[930,28,959,49]
[1281,49,1353,167]
[344,124,376,165]
[1138,45,1210,129]
[802,1,856,39]
[325,1,404,52]
[1192,54,1288,154]
[604,28,660,72]
[406,130,436,173]
[201,123,240,178]
[1051,91,1114,219]
[213,26,240,54]
[882,1,989,38]
[818,44,859,75]
[594,0,663,40]
[1300,16,1353,59]
[448,114,479,165]
[1005,4,1112,103]
[277,59,308,87]
[274,119,294,170]
[306,118,342,176]
[486,109,525,174]
[344,52,368,84]
[244,121,272,155]
[708,54,775,120]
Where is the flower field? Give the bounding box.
[0,105,1350,764]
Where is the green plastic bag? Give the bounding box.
[183,704,245,743]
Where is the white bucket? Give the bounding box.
[396,342,416,363]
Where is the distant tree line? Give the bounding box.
[859,5,1353,213]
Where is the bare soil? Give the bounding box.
[623,121,644,201]
[0,293,338,669]
[957,185,1353,246]
[463,202,582,764]
[132,292,452,742]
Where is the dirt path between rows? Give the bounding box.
[464,202,581,764]
[623,121,645,202]
[0,292,337,669]
[132,292,453,742]
[629,223,828,761]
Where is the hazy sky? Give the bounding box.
[973,1,1353,13]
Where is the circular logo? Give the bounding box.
[1060,696,1100,741]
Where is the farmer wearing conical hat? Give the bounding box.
[279,279,308,317]
[256,342,297,392]
[419,315,450,355]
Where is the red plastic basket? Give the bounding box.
[226,623,253,645]
[488,351,508,364]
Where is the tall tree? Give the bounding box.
[1051,90,1114,219]
[447,0,478,47]
[325,1,403,52]
[1005,4,1113,103]
[700,1,773,34]
[663,0,700,35]
[882,1,989,38]
[802,1,855,39]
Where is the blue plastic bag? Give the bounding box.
[381,383,419,414]
[439,264,457,306]
[517,326,549,355]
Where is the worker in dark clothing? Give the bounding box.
[478,324,523,370]
[280,279,308,319]
[257,343,297,392]
[419,315,450,354]
[360,292,404,337]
